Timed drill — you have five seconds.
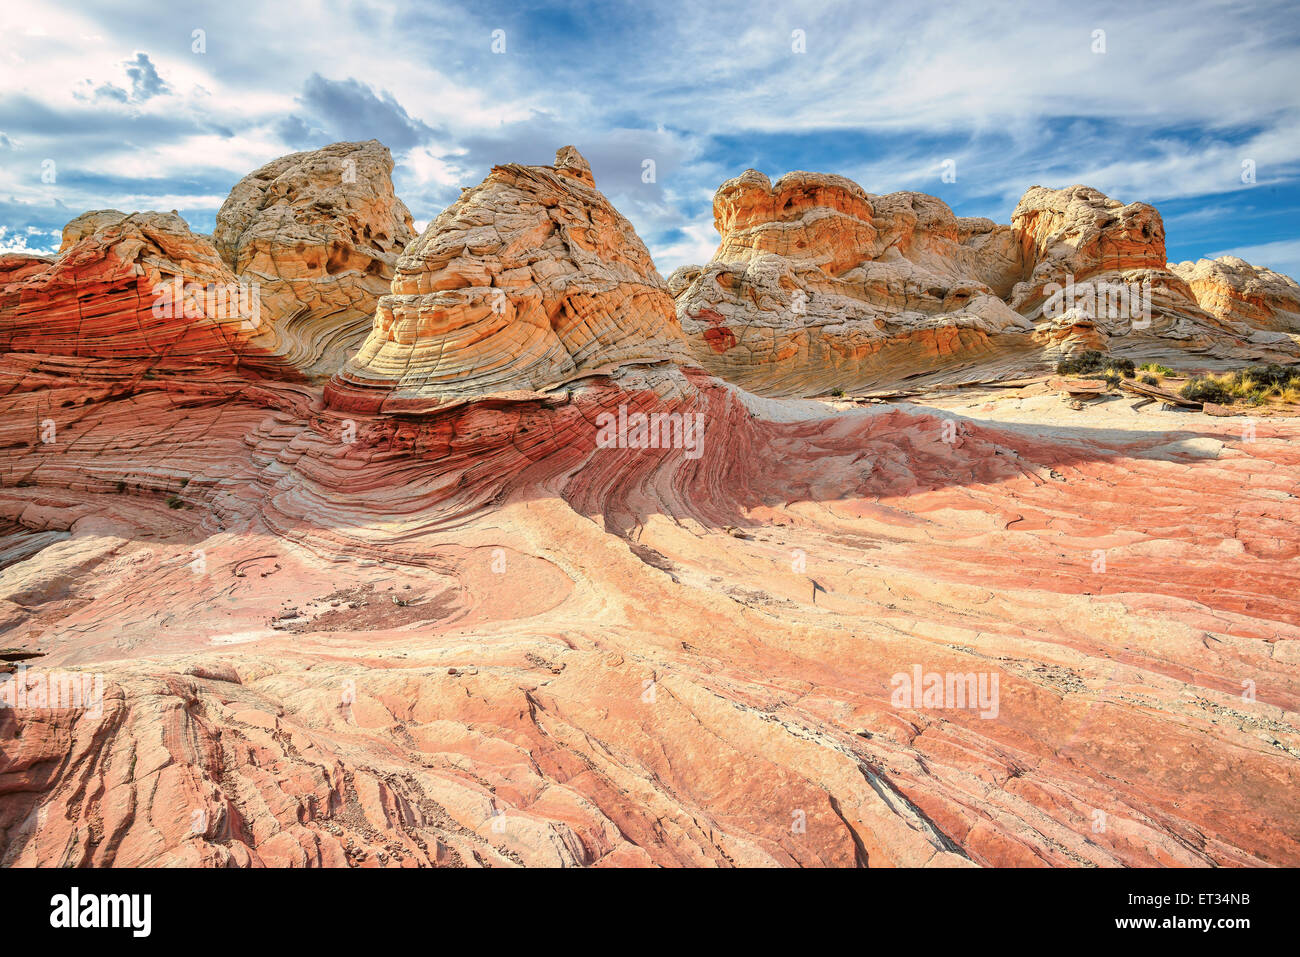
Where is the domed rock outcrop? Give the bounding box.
[327,146,693,413]
[671,170,1032,396]
[4,139,1300,872]
[1170,255,1300,335]
[0,210,283,369]
[214,140,415,377]
[673,175,1299,397]
[1007,185,1298,363]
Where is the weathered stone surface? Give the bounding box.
[672,171,1031,396]
[59,209,131,251]
[673,176,1299,397]
[2,367,1298,867]
[328,147,692,413]
[2,141,1299,870]
[0,254,53,286]
[214,141,415,378]
[1170,255,1300,335]
[0,211,284,370]
[1008,185,1298,364]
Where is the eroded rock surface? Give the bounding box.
[1008,185,1297,363]
[1,142,1298,869]
[1171,255,1300,335]
[330,147,692,413]
[214,141,415,378]
[0,210,283,370]
[671,171,1032,396]
[673,176,1299,396]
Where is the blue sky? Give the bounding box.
[2,0,1299,278]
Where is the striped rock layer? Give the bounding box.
[214,140,415,379]
[327,147,693,414]
[671,175,1300,396]
[1,142,1298,869]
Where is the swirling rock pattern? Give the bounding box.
[1,142,1298,869]
[3,366,1298,866]
[0,210,285,371]
[1008,185,1299,364]
[214,141,416,378]
[328,147,692,414]
[671,171,1032,396]
[1170,255,1300,335]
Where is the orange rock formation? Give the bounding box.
[1,145,1298,869]
[672,176,1298,396]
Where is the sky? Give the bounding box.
[2,0,1299,279]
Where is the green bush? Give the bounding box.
[1056,351,1134,378]
[1240,364,1295,389]
[1180,377,1234,404]
[1056,351,1105,375]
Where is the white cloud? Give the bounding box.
[0,225,59,255]
[648,219,719,275]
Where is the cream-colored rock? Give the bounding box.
[672,170,1032,396]
[4,141,1300,870]
[59,209,129,252]
[1008,185,1298,363]
[675,175,1299,397]
[1170,255,1300,335]
[214,140,415,377]
[330,146,692,412]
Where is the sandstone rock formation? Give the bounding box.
[1008,185,1297,363]
[329,147,692,413]
[671,171,1032,396]
[0,210,283,370]
[1171,255,1300,335]
[3,361,1298,867]
[2,141,1299,870]
[0,254,52,287]
[672,176,1299,397]
[214,141,415,378]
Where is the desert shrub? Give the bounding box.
[1241,364,1296,389]
[166,495,184,509]
[1056,351,1105,375]
[1138,362,1172,376]
[1141,375,1158,385]
[1057,351,1134,378]
[1180,376,1234,404]
[830,388,845,398]
[1178,364,1300,405]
